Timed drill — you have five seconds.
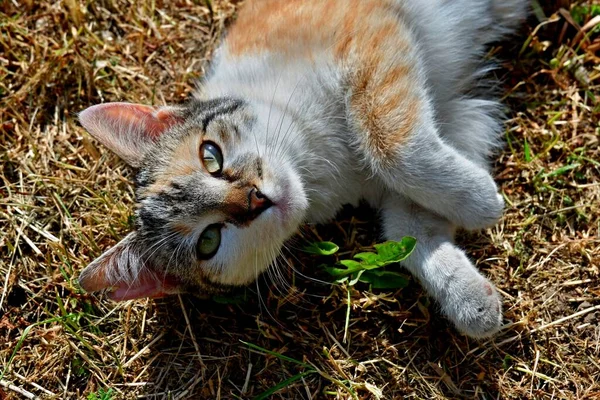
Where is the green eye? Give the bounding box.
[196,224,222,259]
[200,142,223,175]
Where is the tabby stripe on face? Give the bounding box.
[200,99,244,131]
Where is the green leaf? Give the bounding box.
[323,266,352,277]
[359,270,410,289]
[341,258,380,271]
[353,252,379,264]
[373,237,416,264]
[503,355,514,370]
[318,238,416,290]
[87,388,114,400]
[348,270,365,286]
[325,260,365,278]
[303,241,339,255]
[339,259,362,270]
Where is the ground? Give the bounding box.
[1,1,599,399]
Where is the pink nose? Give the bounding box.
[249,187,272,215]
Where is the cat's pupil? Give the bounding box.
[196,224,222,259]
[200,142,223,175]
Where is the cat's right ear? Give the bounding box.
[79,102,183,167]
[79,232,183,301]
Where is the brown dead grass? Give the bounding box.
[1,0,599,399]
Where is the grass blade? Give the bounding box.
[1,313,81,381]
[253,371,316,400]
[240,341,311,368]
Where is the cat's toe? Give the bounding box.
[443,280,503,339]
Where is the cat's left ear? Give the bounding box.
[79,102,184,167]
[79,232,183,301]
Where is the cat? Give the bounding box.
[77,0,526,338]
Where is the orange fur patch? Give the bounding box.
[223,186,251,222]
[227,0,420,164]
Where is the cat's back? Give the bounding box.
[223,0,415,62]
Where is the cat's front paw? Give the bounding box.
[476,191,505,229]
[457,177,505,231]
[442,279,503,338]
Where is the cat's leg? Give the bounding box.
[349,104,505,230]
[341,16,505,230]
[381,194,503,338]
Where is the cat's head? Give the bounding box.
[78,99,308,300]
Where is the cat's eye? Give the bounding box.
[200,142,223,175]
[196,224,222,259]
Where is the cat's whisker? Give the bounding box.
[266,254,291,301]
[265,70,284,158]
[253,248,284,329]
[254,251,266,314]
[269,247,310,306]
[275,246,327,304]
[139,231,179,261]
[164,233,188,285]
[281,243,333,290]
[125,231,178,283]
[108,231,179,301]
[269,74,305,159]
[269,239,317,307]
[273,118,300,162]
[265,245,286,293]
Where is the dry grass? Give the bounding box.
[1,0,599,399]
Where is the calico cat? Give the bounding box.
[78,0,526,338]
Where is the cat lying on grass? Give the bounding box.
[78,0,526,338]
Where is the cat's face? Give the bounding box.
[78,99,308,300]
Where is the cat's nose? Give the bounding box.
[249,187,272,215]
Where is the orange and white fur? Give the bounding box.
[78,0,526,338]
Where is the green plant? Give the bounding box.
[313,237,416,289]
[87,387,114,400]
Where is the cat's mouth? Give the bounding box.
[264,188,293,222]
[260,174,308,229]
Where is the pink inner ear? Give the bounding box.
[108,270,182,301]
[79,258,182,301]
[79,102,184,166]
[96,103,181,139]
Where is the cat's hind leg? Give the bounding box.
[381,194,503,338]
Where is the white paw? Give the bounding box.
[442,279,503,338]
[459,177,505,230]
